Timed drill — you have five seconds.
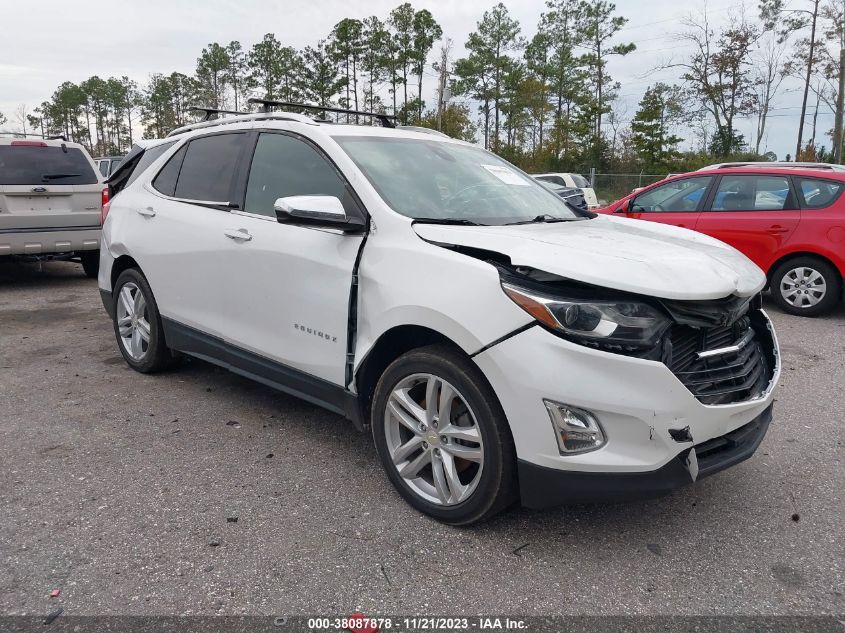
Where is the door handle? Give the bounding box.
[136,206,155,218]
[224,228,252,242]
[767,225,789,234]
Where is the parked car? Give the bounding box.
[98,103,779,524]
[534,179,588,213]
[533,172,599,209]
[0,137,104,277]
[94,155,125,179]
[598,167,845,316]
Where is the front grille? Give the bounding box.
[666,315,772,405]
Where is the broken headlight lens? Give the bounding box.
[502,282,671,349]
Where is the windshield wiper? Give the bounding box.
[505,214,573,225]
[41,173,80,181]
[413,217,484,226]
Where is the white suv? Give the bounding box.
[98,103,780,524]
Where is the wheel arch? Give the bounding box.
[354,325,466,427]
[110,254,141,291]
[767,250,844,282]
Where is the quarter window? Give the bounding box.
[243,133,351,217]
[796,177,843,209]
[152,145,186,197]
[633,177,712,212]
[712,175,792,211]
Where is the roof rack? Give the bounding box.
[165,111,316,138]
[248,98,396,128]
[0,131,67,141]
[396,125,450,138]
[188,106,247,122]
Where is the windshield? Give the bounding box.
[334,136,588,225]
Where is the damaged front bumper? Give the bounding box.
[518,404,772,508]
[472,309,780,508]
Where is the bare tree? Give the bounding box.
[15,104,29,136]
[668,3,760,155]
[753,33,787,153]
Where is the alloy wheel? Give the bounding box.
[116,282,151,360]
[780,266,827,308]
[384,373,484,506]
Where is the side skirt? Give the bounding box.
[161,318,364,429]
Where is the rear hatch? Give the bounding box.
[0,141,101,232]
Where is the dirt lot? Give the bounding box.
[0,259,842,617]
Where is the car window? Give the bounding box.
[336,136,587,224]
[537,175,566,187]
[712,175,792,211]
[127,141,176,187]
[152,145,187,197]
[570,174,590,188]
[797,178,844,209]
[244,133,350,217]
[98,161,110,177]
[633,177,712,212]
[0,145,99,185]
[173,133,247,202]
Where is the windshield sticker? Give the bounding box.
[482,164,531,186]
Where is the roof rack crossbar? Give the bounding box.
[188,106,248,122]
[247,98,396,128]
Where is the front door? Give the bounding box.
[221,131,366,387]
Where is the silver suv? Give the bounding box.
[0,137,103,277]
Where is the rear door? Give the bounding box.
[0,141,101,233]
[124,132,250,337]
[695,173,799,272]
[622,175,712,228]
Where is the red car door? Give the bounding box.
[695,173,800,272]
[618,175,712,228]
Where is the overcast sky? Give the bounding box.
[0,0,822,162]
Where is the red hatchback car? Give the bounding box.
[598,167,845,316]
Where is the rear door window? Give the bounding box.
[796,177,844,209]
[711,175,792,211]
[173,133,248,202]
[0,144,98,185]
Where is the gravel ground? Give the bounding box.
[0,259,842,618]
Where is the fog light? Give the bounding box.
[543,400,606,454]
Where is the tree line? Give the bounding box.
[3,0,845,176]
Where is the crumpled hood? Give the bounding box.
[413,215,766,300]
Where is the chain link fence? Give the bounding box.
[591,172,670,206]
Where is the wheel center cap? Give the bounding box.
[426,432,439,445]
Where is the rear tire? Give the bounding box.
[371,344,518,525]
[770,256,841,317]
[112,268,173,373]
[81,250,99,278]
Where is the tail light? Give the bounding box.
[100,187,111,225]
[10,140,48,147]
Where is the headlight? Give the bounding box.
[502,282,671,349]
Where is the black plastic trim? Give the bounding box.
[161,317,363,428]
[0,225,100,234]
[470,322,536,357]
[518,404,773,509]
[100,288,114,319]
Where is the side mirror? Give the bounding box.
[274,195,365,232]
[615,199,633,213]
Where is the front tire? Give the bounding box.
[112,268,173,373]
[81,250,99,278]
[371,344,517,525]
[770,257,841,317]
